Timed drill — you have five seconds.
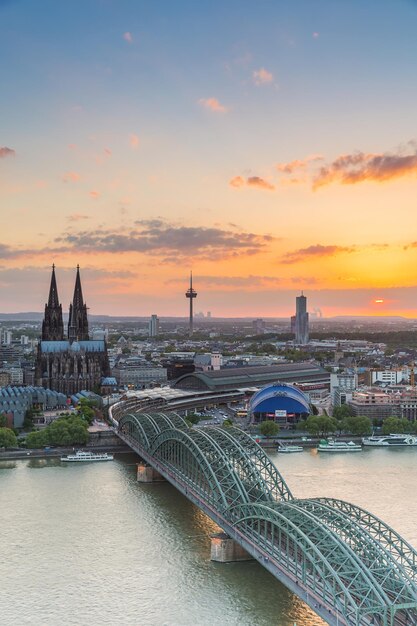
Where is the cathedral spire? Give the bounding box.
[42,265,64,341]
[68,265,89,342]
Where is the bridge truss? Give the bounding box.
[117,410,417,626]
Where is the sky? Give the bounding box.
[1,0,417,318]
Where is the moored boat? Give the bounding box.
[317,439,362,453]
[362,434,417,447]
[61,450,114,462]
[277,443,304,453]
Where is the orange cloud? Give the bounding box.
[129,134,139,149]
[282,244,356,264]
[277,154,323,174]
[0,146,15,158]
[229,175,275,191]
[123,32,133,44]
[89,191,100,199]
[62,171,80,183]
[313,147,417,189]
[252,68,274,85]
[199,97,228,113]
[67,214,91,222]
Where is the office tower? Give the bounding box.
[294,292,309,345]
[149,314,160,337]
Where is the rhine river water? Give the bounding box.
[1,447,416,626]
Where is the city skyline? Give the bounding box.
[2,1,417,317]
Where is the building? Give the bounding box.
[173,363,329,392]
[293,293,309,345]
[35,265,110,395]
[148,314,160,337]
[252,319,265,334]
[0,385,67,428]
[348,387,417,422]
[331,372,358,407]
[249,383,310,426]
[113,363,167,388]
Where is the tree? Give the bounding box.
[187,413,200,425]
[0,427,18,448]
[25,415,89,448]
[333,405,354,420]
[342,415,372,436]
[381,416,411,435]
[222,419,233,428]
[0,413,8,428]
[258,420,279,437]
[304,415,337,437]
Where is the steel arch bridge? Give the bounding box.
[116,409,417,626]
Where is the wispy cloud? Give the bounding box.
[89,191,100,199]
[167,275,282,288]
[252,67,274,86]
[123,32,133,44]
[67,214,91,222]
[282,244,356,265]
[129,133,139,149]
[0,146,15,159]
[229,175,275,191]
[62,171,80,183]
[199,97,228,113]
[277,154,323,174]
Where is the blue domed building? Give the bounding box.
[249,383,310,427]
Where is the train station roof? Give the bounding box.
[173,363,329,392]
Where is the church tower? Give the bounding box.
[41,264,64,341]
[68,265,89,342]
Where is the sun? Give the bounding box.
[374,299,384,304]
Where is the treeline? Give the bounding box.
[25,415,89,448]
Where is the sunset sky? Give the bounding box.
[1,0,417,317]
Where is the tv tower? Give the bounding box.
[185,271,197,336]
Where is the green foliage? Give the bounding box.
[222,419,233,428]
[0,413,8,428]
[304,415,338,437]
[187,413,200,425]
[25,415,89,448]
[0,427,18,448]
[333,404,354,420]
[342,415,372,436]
[258,420,280,437]
[381,416,412,435]
[76,398,98,425]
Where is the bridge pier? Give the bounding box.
[136,463,165,483]
[210,533,253,563]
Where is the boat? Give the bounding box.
[362,434,417,447]
[317,439,362,453]
[277,443,304,453]
[61,450,114,462]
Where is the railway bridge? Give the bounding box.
[110,403,417,626]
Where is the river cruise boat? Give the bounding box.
[318,439,362,453]
[61,450,114,462]
[362,434,417,447]
[276,444,304,453]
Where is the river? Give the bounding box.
[0,447,416,626]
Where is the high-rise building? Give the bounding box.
[293,293,309,345]
[148,314,160,337]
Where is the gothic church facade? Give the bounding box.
[35,266,110,395]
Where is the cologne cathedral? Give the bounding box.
[35,266,110,395]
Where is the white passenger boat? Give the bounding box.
[317,439,362,453]
[61,450,114,462]
[277,444,304,453]
[362,434,417,447]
